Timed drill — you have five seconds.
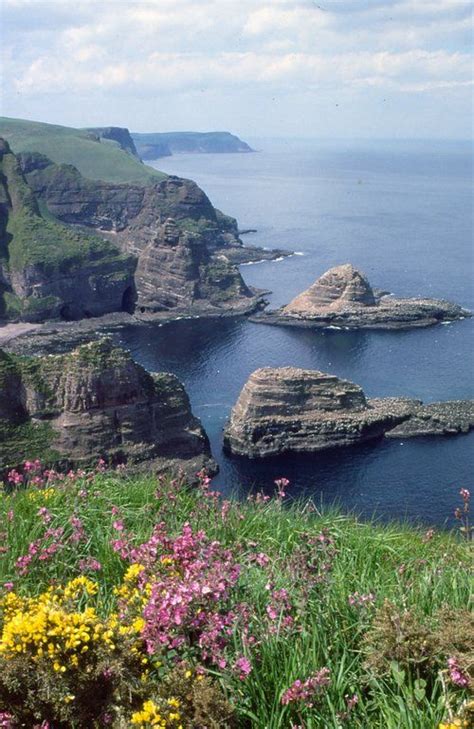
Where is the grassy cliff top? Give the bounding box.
[0,117,166,185]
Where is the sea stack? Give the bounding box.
[223,367,474,458]
[253,264,470,330]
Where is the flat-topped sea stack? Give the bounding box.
[253,264,470,330]
[0,339,214,475]
[223,367,474,458]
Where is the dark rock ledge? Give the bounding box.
[223,367,474,458]
[250,264,471,330]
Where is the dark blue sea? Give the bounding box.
[115,138,474,527]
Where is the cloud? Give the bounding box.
[1,0,472,137]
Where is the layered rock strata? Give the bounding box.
[253,264,470,329]
[0,339,214,475]
[223,367,474,458]
[0,138,136,322]
[15,151,260,317]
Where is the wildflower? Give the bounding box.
[345,693,358,710]
[460,488,470,502]
[275,477,290,500]
[447,656,470,688]
[348,592,376,608]
[38,507,52,525]
[7,469,23,486]
[281,668,331,706]
[234,655,252,679]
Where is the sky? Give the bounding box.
[1,0,472,139]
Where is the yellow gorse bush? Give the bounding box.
[130,698,183,728]
[0,575,145,671]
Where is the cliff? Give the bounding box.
[0,116,163,185]
[254,264,470,330]
[0,339,213,474]
[223,367,474,458]
[86,127,141,158]
[19,151,257,316]
[0,123,262,323]
[0,139,136,322]
[132,131,254,160]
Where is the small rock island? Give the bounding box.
[253,264,470,329]
[223,367,474,458]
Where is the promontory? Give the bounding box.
[251,264,470,330]
[223,367,474,458]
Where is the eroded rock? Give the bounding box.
[0,339,214,476]
[253,264,470,330]
[223,367,474,458]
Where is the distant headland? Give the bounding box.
[131,131,255,160]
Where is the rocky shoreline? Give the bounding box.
[0,287,268,356]
[223,367,474,459]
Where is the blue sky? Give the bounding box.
[1,0,472,138]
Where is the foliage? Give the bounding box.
[0,463,471,727]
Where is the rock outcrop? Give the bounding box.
[253,264,470,330]
[223,367,474,458]
[0,339,214,475]
[135,218,252,313]
[86,127,141,158]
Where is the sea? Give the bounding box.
[114,138,473,527]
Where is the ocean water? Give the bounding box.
[115,138,473,526]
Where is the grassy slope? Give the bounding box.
[0,117,166,185]
[0,471,470,728]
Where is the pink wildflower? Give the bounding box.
[274,477,290,500]
[234,655,252,679]
[447,656,469,688]
[281,668,331,706]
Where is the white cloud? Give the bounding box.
[1,0,472,137]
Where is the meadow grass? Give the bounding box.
[0,117,166,185]
[0,468,471,728]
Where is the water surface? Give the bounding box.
[116,139,473,526]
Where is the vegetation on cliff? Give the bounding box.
[0,117,166,185]
[0,465,471,727]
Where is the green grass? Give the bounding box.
[0,471,471,728]
[0,117,166,185]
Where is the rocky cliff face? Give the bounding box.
[0,137,260,323]
[0,139,136,323]
[134,218,252,312]
[86,127,141,158]
[0,339,213,474]
[256,264,470,330]
[17,152,257,317]
[223,367,474,458]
